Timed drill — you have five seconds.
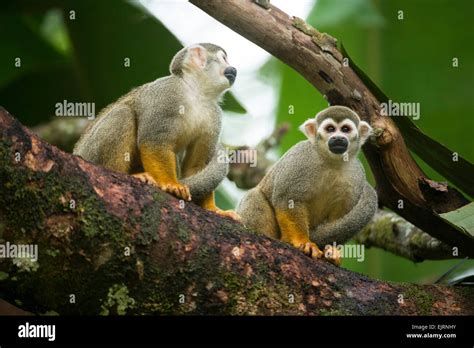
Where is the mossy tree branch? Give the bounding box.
[355,211,458,262]
[0,108,473,315]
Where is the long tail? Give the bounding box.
[310,183,377,247]
[181,143,229,202]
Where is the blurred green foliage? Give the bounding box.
[0,0,244,127]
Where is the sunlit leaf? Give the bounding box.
[221,92,246,114]
[439,202,474,237]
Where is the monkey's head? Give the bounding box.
[299,106,372,160]
[170,43,237,96]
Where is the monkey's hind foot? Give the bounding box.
[133,172,157,185]
[211,208,241,222]
[298,242,324,259]
[132,173,191,201]
[323,245,342,266]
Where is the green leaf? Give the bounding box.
[340,43,474,197]
[439,202,474,237]
[0,12,68,89]
[221,92,246,114]
[445,268,474,286]
[39,8,71,54]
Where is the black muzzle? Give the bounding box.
[224,66,237,85]
[328,136,348,154]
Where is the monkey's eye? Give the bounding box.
[325,125,336,133]
[219,51,228,64]
[341,125,352,133]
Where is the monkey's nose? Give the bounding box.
[328,136,348,154]
[224,66,237,85]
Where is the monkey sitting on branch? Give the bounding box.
[237,106,377,265]
[74,43,239,220]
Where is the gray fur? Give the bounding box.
[315,105,360,126]
[181,143,229,202]
[74,43,232,200]
[311,181,377,246]
[170,43,226,76]
[237,106,377,249]
[237,187,278,238]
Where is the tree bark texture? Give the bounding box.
[0,108,473,315]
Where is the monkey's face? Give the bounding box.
[176,44,237,96]
[319,118,358,155]
[300,112,372,160]
[204,50,237,91]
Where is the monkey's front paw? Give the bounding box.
[213,209,241,222]
[160,182,192,201]
[132,172,157,185]
[324,245,342,266]
[299,242,324,259]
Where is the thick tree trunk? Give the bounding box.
[0,108,473,315]
[189,0,474,257]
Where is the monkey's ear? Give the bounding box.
[359,121,372,144]
[299,118,318,143]
[186,45,207,70]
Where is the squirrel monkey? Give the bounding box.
[237,106,377,265]
[74,43,239,220]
